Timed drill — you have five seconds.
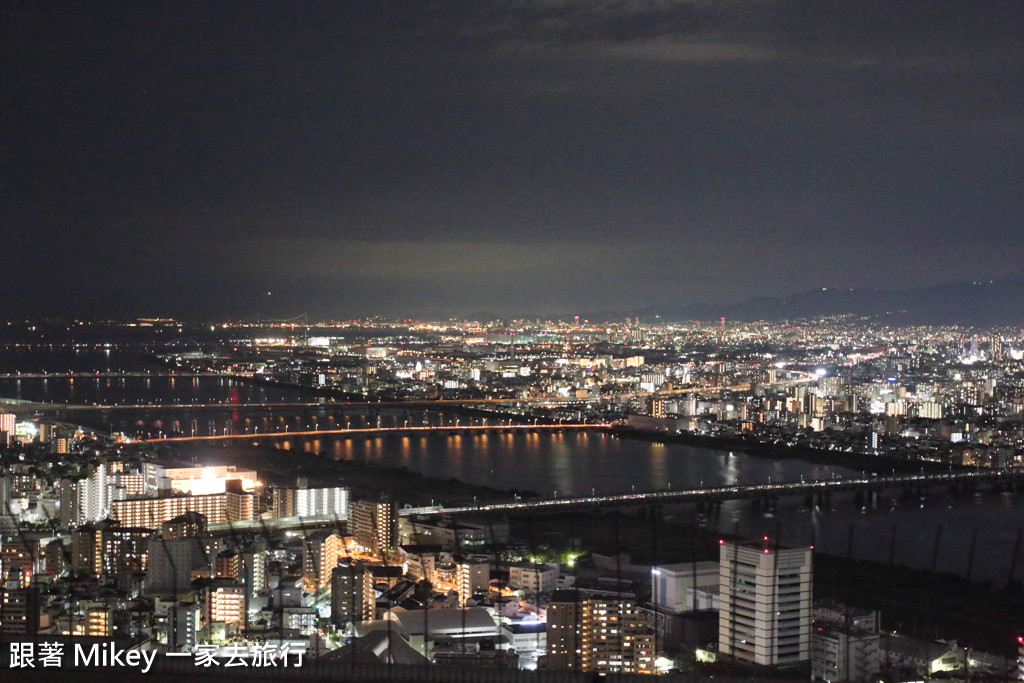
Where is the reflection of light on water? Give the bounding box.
[551,441,574,496]
[649,444,667,490]
[723,451,738,485]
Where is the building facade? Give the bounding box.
[719,540,812,666]
[546,590,655,675]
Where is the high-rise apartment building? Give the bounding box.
[719,540,812,666]
[209,583,246,629]
[161,511,208,540]
[169,602,200,651]
[331,562,375,629]
[239,542,267,596]
[0,414,15,446]
[349,499,396,556]
[546,590,655,675]
[145,536,210,596]
[71,520,153,577]
[302,530,344,591]
[59,477,80,527]
[811,602,880,683]
[0,537,37,587]
[456,558,490,606]
[111,489,253,527]
[274,485,348,518]
[0,574,40,635]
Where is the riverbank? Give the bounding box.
[611,426,953,474]
[163,440,538,505]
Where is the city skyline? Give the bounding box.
[3,1,1022,319]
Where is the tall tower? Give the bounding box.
[719,539,812,666]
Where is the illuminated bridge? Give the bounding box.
[143,422,611,443]
[201,470,1023,534]
[397,469,1024,518]
[0,371,229,379]
[6,396,601,417]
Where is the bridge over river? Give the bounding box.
[398,468,1024,518]
[203,469,1024,535]
[143,422,610,443]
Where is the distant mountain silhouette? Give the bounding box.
[636,278,1024,327]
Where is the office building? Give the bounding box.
[650,561,720,613]
[719,540,812,666]
[508,562,559,595]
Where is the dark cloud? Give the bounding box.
[2,0,1021,318]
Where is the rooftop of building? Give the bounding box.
[652,560,720,574]
[388,606,498,637]
[502,620,546,634]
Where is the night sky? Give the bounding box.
[3,1,1022,320]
